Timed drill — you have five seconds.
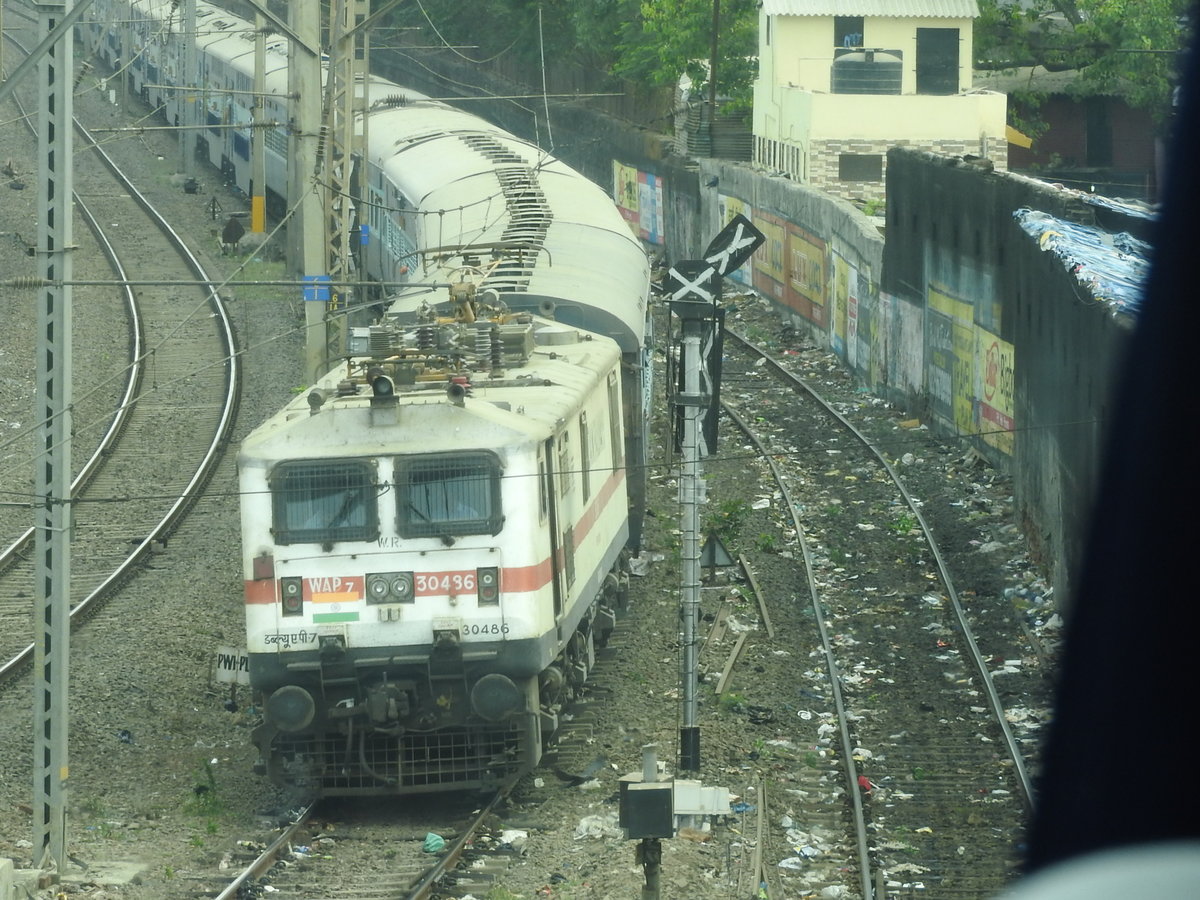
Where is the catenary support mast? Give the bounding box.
[33,0,74,871]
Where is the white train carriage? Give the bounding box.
[239,300,630,793]
[80,0,649,361]
[364,101,648,355]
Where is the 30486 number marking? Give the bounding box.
[414,571,476,595]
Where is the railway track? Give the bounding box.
[212,782,520,900]
[0,32,239,683]
[714,325,1042,897]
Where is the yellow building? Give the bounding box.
[752,0,1007,199]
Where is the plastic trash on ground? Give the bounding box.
[422,832,446,853]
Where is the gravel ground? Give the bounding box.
[0,57,1056,900]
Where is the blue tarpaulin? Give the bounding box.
[1013,208,1150,316]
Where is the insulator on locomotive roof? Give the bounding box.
[473,324,493,373]
[417,324,435,350]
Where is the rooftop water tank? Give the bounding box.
[831,50,902,95]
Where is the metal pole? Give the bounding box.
[288,0,326,380]
[708,0,719,154]
[676,308,705,772]
[33,0,74,872]
[119,8,128,112]
[251,11,266,233]
[180,0,195,175]
[639,746,662,900]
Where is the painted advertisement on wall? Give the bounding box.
[831,251,853,358]
[613,161,665,245]
[927,283,1016,456]
[928,283,975,437]
[978,331,1015,455]
[716,195,754,288]
[751,212,787,303]
[785,225,827,327]
[853,267,872,378]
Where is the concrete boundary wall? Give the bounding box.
[882,150,1135,606]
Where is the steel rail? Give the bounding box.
[212,802,319,900]
[725,328,1035,811]
[0,33,240,682]
[719,397,876,900]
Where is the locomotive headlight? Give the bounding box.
[366,573,391,603]
[280,576,303,617]
[390,572,414,602]
[477,566,500,606]
[366,571,414,604]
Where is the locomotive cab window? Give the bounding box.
[395,453,503,538]
[271,460,379,545]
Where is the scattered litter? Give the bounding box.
[499,829,528,851]
[573,813,621,840]
[628,552,664,576]
[422,833,446,853]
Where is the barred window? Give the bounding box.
[271,460,378,545]
[395,453,503,538]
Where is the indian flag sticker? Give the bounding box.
[309,575,363,623]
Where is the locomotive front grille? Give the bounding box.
[273,723,528,795]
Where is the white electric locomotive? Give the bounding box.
[80,0,651,794]
[240,289,631,793]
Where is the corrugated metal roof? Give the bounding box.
[762,1,979,17]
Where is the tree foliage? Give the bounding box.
[975,0,1191,122]
[612,0,759,102]
[394,0,759,107]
